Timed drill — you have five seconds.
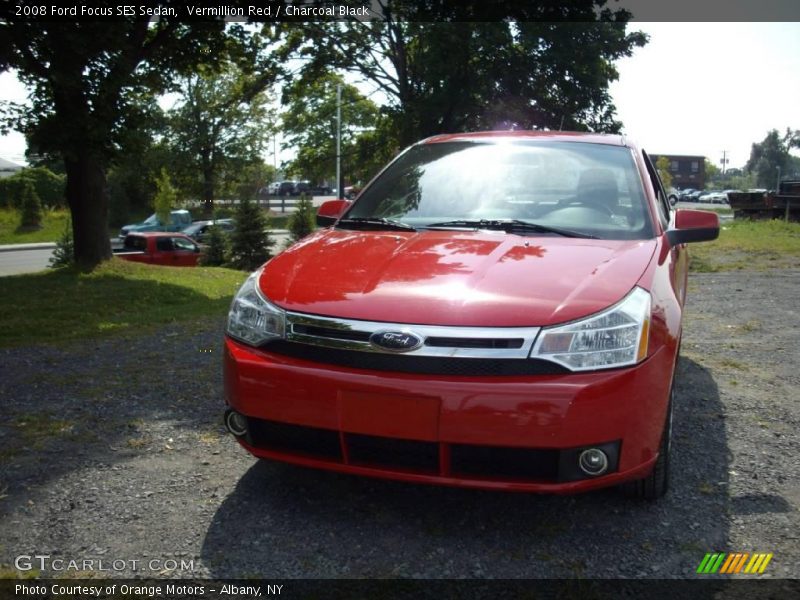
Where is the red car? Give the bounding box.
[114,232,201,267]
[223,132,719,499]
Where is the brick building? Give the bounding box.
[650,154,706,190]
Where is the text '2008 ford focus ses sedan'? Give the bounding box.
[223,131,719,499]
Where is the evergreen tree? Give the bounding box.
[49,217,74,268]
[19,181,43,229]
[287,194,316,243]
[153,168,178,226]
[229,198,273,271]
[200,223,229,267]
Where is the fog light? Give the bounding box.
[225,410,248,437]
[578,448,609,476]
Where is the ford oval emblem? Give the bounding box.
[369,330,423,353]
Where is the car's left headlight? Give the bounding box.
[226,269,286,346]
[531,287,651,371]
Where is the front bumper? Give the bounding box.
[223,337,673,493]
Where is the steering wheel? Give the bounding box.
[558,198,615,217]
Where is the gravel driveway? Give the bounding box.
[1,269,798,579]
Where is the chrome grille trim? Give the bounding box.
[284,312,541,359]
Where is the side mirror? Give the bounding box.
[316,199,352,227]
[665,209,720,246]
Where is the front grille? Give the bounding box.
[262,341,568,376]
[242,416,619,484]
[291,324,371,342]
[247,419,342,461]
[425,336,524,349]
[346,433,439,473]
[450,444,560,480]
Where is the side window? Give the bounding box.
[172,237,197,252]
[156,238,174,252]
[642,151,671,229]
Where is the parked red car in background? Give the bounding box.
[223,131,719,499]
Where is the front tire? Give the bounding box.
[621,384,673,500]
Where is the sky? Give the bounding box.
[1,22,798,170]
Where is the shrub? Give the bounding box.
[49,218,74,268]
[200,224,229,267]
[0,167,66,210]
[229,198,274,271]
[19,182,43,229]
[287,194,316,243]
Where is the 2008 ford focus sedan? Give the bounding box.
[223,131,719,499]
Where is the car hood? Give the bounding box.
[260,229,657,327]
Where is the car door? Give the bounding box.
[170,236,200,266]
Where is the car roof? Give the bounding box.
[420,130,630,147]
[128,231,189,238]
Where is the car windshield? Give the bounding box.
[344,140,653,240]
[143,214,159,225]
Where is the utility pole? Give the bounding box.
[336,83,342,199]
[720,150,728,175]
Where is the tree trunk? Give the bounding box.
[64,153,112,269]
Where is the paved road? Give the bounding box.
[0,232,292,277]
[0,247,54,276]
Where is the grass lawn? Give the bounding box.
[690,219,800,272]
[0,258,247,347]
[0,208,70,244]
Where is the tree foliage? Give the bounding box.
[286,4,647,151]
[167,60,278,215]
[199,223,230,267]
[49,217,74,268]
[287,195,316,243]
[19,180,42,228]
[655,156,672,190]
[229,198,273,271]
[746,129,798,189]
[282,72,381,185]
[0,15,244,267]
[152,168,177,225]
[0,166,65,209]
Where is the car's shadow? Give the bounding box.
[201,357,731,578]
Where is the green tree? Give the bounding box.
[19,180,42,228]
[287,195,316,244]
[704,159,720,187]
[655,156,673,190]
[199,223,229,267]
[153,168,178,226]
[0,15,247,267]
[229,198,274,271]
[282,72,380,185]
[288,6,647,149]
[746,129,795,189]
[167,62,278,216]
[49,217,74,268]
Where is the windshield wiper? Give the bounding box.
[424,219,597,239]
[337,217,416,232]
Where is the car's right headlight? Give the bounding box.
[530,287,651,371]
[226,269,286,346]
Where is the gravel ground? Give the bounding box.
[0,269,798,580]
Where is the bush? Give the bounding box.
[49,218,74,268]
[287,194,316,243]
[229,198,274,271]
[19,182,43,229]
[200,224,229,267]
[0,167,66,210]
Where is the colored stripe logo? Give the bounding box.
[697,552,773,574]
